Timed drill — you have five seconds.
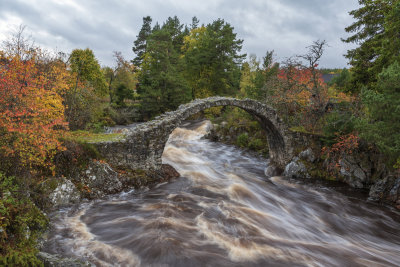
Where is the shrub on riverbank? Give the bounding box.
[0,173,48,266]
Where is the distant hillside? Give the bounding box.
[322,73,339,83]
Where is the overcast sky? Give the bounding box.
[0,0,360,68]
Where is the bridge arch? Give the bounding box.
[95,97,296,172]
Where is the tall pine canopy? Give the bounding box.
[182,19,246,99]
[133,17,245,118]
[343,0,400,92]
[137,17,191,119]
[132,16,153,67]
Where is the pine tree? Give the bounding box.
[138,19,191,119]
[357,61,400,166]
[342,0,398,92]
[132,16,152,67]
[191,16,200,29]
[182,19,246,99]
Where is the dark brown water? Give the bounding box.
[44,121,400,266]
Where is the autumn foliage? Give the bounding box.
[275,67,326,106]
[0,53,68,174]
[322,133,360,172]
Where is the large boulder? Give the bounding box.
[298,148,316,163]
[369,175,400,208]
[338,155,370,188]
[81,161,123,198]
[283,148,318,179]
[48,178,80,208]
[284,157,310,179]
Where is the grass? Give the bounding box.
[289,126,324,137]
[64,130,125,143]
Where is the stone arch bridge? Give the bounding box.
[95,97,302,172]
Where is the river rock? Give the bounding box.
[265,165,282,177]
[338,155,369,188]
[389,177,400,202]
[48,178,80,208]
[81,161,123,198]
[284,157,310,179]
[369,175,400,203]
[160,164,180,180]
[299,148,316,163]
[37,252,94,267]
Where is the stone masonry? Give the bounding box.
[93,97,297,171]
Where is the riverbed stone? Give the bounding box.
[37,252,94,267]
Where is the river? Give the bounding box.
[43,120,400,266]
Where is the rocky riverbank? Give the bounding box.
[42,161,179,210]
[207,118,400,209]
[283,145,400,209]
[36,147,180,266]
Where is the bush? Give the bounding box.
[248,138,264,151]
[236,133,249,147]
[321,102,355,146]
[357,61,400,167]
[0,173,48,266]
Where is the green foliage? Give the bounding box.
[64,86,103,130]
[236,133,249,147]
[138,17,191,119]
[69,48,107,95]
[115,84,132,107]
[66,48,109,130]
[203,107,224,119]
[103,52,137,108]
[248,138,264,151]
[132,16,246,119]
[328,68,351,91]
[240,51,279,100]
[0,173,48,266]
[319,68,342,74]
[132,16,153,67]
[343,0,399,92]
[182,19,246,99]
[357,61,400,167]
[382,1,400,66]
[210,107,269,155]
[322,102,356,145]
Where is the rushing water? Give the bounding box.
[44,120,400,266]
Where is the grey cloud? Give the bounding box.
[0,0,359,67]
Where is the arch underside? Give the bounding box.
[160,98,291,169]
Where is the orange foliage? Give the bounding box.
[322,133,359,172]
[0,54,69,173]
[277,68,326,103]
[269,67,329,132]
